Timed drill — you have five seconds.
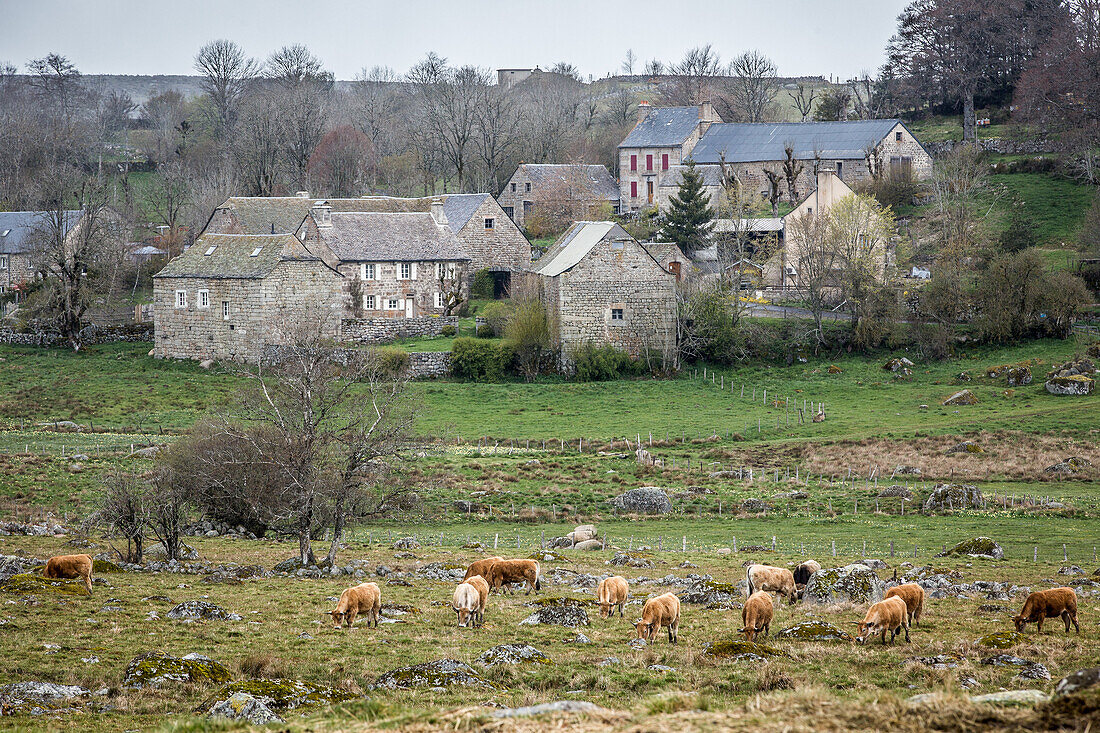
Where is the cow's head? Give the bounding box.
[599,602,612,619]
[633,618,653,640]
[329,609,346,629]
[455,606,471,628]
[1012,614,1027,632]
[855,620,877,644]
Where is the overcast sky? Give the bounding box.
[4,0,908,80]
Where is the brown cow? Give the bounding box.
[484,559,541,595]
[634,593,680,644]
[44,554,93,596]
[747,564,798,605]
[464,556,504,583]
[856,596,910,645]
[1013,587,1079,634]
[793,560,821,587]
[740,590,774,642]
[465,574,489,627]
[597,576,629,619]
[885,583,925,627]
[329,582,381,629]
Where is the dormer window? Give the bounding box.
[204,245,217,256]
[250,247,263,257]
[312,203,332,228]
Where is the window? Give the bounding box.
[250,247,263,257]
[0,255,7,269]
[203,245,217,256]
[511,182,516,192]
[400,262,412,280]
[630,154,637,172]
[895,131,903,142]
[198,290,210,308]
[386,297,399,310]
[662,153,669,170]
[890,156,913,177]
[502,206,514,218]
[611,308,624,321]
[484,217,495,229]
[437,262,448,280]
[175,290,187,308]
[222,301,230,320]
[364,294,376,310]
[836,161,843,179]
[524,182,531,192]
[646,154,653,171]
[435,292,445,309]
[361,263,375,280]
[630,181,638,198]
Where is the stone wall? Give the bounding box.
[0,323,153,346]
[407,351,452,378]
[926,137,1057,157]
[340,315,457,343]
[620,145,684,210]
[338,261,466,319]
[0,252,35,292]
[456,198,531,274]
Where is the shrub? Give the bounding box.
[865,168,923,209]
[440,325,457,337]
[998,200,1040,253]
[476,324,494,338]
[505,300,553,381]
[373,347,410,379]
[479,299,515,336]
[571,342,646,381]
[679,289,741,364]
[471,269,494,300]
[451,337,515,381]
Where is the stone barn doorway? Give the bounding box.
[490,271,511,299]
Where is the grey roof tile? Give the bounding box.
[516,164,620,200]
[154,233,318,279]
[317,213,469,262]
[619,107,703,148]
[0,210,82,255]
[690,119,901,163]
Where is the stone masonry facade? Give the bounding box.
[340,315,458,343]
[338,261,467,319]
[455,197,531,274]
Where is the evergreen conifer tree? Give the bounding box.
[658,159,714,255]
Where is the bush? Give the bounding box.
[571,343,647,381]
[373,347,410,379]
[505,300,553,381]
[476,324,494,338]
[471,269,494,300]
[440,325,457,337]
[679,289,741,364]
[975,250,1090,341]
[865,169,923,209]
[998,200,1040,253]
[479,299,515,336]
[451,337,515,381]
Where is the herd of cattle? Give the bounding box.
[42,553,1081,644]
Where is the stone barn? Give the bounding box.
[530,221,677,363]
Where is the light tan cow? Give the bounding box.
[464,556,504,582]
[329,582,381,629]
[453,582,481,628]
[884,583,925,627]
[634,593,680,644]
[44,554,93,596]
[740,590,774,642]
[747,564,798,605]
[597,576,629,618]
[465,574,489,627]
[856,596,909,645]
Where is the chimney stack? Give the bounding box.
[637,100,651,126]
[697,101,716,136]
[295,190,310,198]
[430,198,448,226]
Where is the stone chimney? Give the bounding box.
[295,190,310,198]
[637,100,651,126]
[311,200,332,228]
[697,101,717,136]
[430,198,448,226]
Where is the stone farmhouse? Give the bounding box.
[497,163,620,228]
[619,102,721,211]
[152,232,342,362]
[655,164,726,213]
[528,221,677,362]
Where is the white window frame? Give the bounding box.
[222,301,230,320]
[198,290,210,309]
[364,294,376,310]
[400,262,412,280]
[386,297,400,310]
[484,217,495,229]
[0,255,8,270]
[360,263,375,280]
[436,262,446,280]
[175,290,187,308]
[435,291,445,309]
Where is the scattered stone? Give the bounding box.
[609,552,654,569]
[970,689,1049,705]
[200,679,358,712]
[923,484,985,512]
[959,675,980,689]
[884,357,915,373]
[716,548,732,556]
[975,631,1023,649]
[1045,375,1095,396]
[679,578,739,605]
[491,701,602,718]
[894,465,922,476]
[1017,664,1052,681]
[943,389,978,406]
[981,654,1031,667]
[0,681,89,716]
[478,644,550,667]
[774,620,852,642]
[648,664,676,672]
[945,441,984,455]
[1054,667,1100,695]
[298,632,313,640]
[611,487,672,515]
[570,525,598,544]
[573,540,604,551]
[564,632,591,644]
[906,692,945,706]
[597,657,623,666]
[1059,565,1085,575]
[0,555,29,582]
[740,498,771,513]
[206,691,283,724]
[374,659,500,690]
[911,654,961,669]
[803,564,885,605]
[878,485,913,500]
[519,606,589,627]
[861,558,888,570]
[773,490,808,500]
[629,639,648,650]
[1045,457,1092,475]
[937,537,1003,560]
[122,652,233,689]
[391,537,421,550]
[978,604,1011,613]
[166,600,242,622]
[701,639,782,662]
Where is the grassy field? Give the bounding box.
[1,533,1097,731]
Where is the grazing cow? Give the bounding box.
[634,593,680,644]
[453,582,481,628]
[747,564,798,605]
[884,583,925,627]
[1013,587,1079,634]
[464,556,504,583]
[597,576,629,619]
[484,559,541,595]
[465,574,489,627]
[793,560,821,587]
[856,596,910,645]
[740,590,774,642]
[329,582,381,629]
[44,554,93,596]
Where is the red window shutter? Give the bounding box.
[662,154,669,170]
[631,181,638,198]
[646,154,653,171]
[630,155,637,171]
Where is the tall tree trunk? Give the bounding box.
[326,493,345,566]
[298,496,316,566]
[962,88,976,144]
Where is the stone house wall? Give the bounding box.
[619,145,687,211]
[0,253,35,293]
[337,260,467,319]
[497,170,617,229]
[455,198,531,274]
[153,260,341,362]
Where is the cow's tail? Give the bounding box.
[534,561,541,591]
[745,565,755,596]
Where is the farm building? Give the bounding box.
[497,163,620,228]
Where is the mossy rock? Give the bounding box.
[198,678,358,712]
[774,620,853,642]
[123,652,234,689]
[529,551,569,562]
[701,639,786,660]
[0,572,88,596]
[0,682,89,716]
[92,559,123,573]
[943,389,978,406]
[828,365,843,374]
[374,659,501,690]
[478,644,552,667]
[976,631,1024,649]
[803,564,885,605]
[938,536,1003,560]
[1046,375,1095,396]
[528,596,592,608]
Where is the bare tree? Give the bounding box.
[264,44,333,191]
[233,91,283,196]
[781,143,805,204]
[438,265,465,316]
[789,82,817,122]
[662,45,724,106]
[644,59,665,77]
[727,50,779,122]
[785,207,838,343]
[144,159,192,257]
[622,49,637,75]
[472,83,523,193]
[763,167,783,217]
[138,90,188,164]
[99,471,147,563]
[408,55,488,192]
[193,39,258,142]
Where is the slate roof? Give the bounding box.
[516,164,620,201]
[154,233,320,279]
[658,164,726,189]
[215,198,314,236]
[0,210,82,255]
[328,194,491,231]
[641,242,685,264]
[690,119,902,163]
[535,221,639,277]
[619,107,703,149]
[316,213,469,262]
[713,218,784,233]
